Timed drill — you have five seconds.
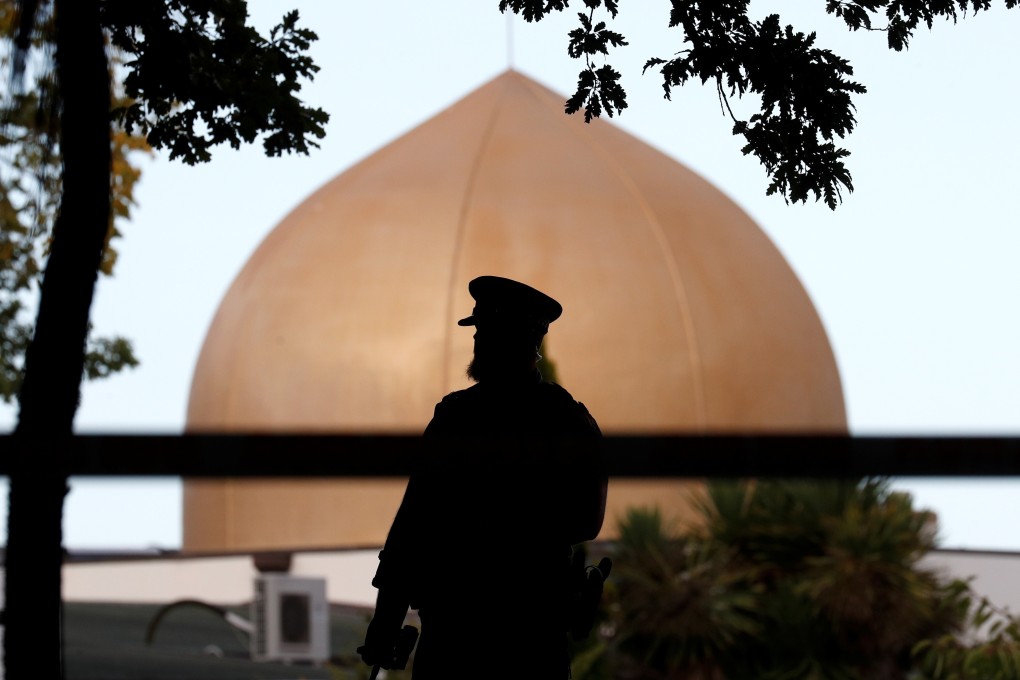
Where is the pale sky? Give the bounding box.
[2,2,1019,550]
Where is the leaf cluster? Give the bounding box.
[825,0,1018,51]
[0,263,35,402]
[644,6,865,210]
[1,0,142,402]
[609,508,759,679]
[503,0,1017,210]
[498,0,570,23]
[912,586,1020,679]
[565,65,627,123]
[0,163,43,401]
[591,479,980,680]
[100,0,329,164]
[567,10,627,61]
[503,1,628,126]
[563,6,628,122]
[83,334,139,379]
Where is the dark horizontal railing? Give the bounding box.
[1,435,1019,476]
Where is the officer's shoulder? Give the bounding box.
[539,381,587,412]
[425,385,483,436]
[539,380,578,402]
[439,384,483,402]
[435,384,484,409]
[541,382,602,434]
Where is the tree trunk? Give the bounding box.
[5,0,111,677]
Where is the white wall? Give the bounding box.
[59,548,1020,620]
[61,549,381,607]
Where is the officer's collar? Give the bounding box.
[476,367,543,389]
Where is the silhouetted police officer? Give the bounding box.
[359,275,607,679]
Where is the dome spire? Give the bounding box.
[506,11,515,70]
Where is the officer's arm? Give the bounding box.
[362,540,415,667]
[361,469,425,666]
[360,586,409,667]
[566,461,607,544]
[423,398,454,438]
[565,402,608,544]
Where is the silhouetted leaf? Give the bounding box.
[565,67,596,116]
[106,4,328,164]
[826,1,877,30]
[595,65,627,118]
[1,1,150,401]
[84,335,139,380]
[580,0,619,17]
[565,66,627,123]
[498,0,568,22]
[887,15,911,50]
[529,0,1015,208]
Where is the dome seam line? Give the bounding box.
[517,74,708,428]
[440,79,508,394]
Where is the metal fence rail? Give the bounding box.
[2,435,1019,476]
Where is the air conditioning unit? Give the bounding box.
[251,574,330,664]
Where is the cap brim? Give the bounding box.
[457,316,475,326]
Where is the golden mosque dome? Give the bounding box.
[183,71,846,552]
